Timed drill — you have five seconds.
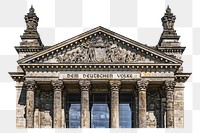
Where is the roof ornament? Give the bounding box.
[20,5,43,46]
[162,5,176,31]
[166,5,171,14]
[29,5,35,14]
[158,6,180,46]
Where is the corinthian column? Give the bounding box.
[136,80,149,128]
[52,80,64,128]
[110,80,121,128]
[79,80,91,128]
[163,80,176,128]
[24,80,37,128]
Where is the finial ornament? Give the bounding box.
[166,5,171,13]
[29,5,35,13]
[25,6,39,30]
[20,5,43,46]
[158,6,180,46]
[161,5,176,31]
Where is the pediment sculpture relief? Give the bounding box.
[46,36,154,64]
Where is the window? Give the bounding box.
[119,104,132,128]
[119,94,133,128]
[69,104,81,128]
[91,104,109,128]
[91,93,110,128]
[66,93,81,128]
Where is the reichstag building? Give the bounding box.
[9,6,191,128]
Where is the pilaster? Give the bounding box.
[174,82,184,128]
[163,80,176,128]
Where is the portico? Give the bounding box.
[20,68,179,128]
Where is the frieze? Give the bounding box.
[59,71,140,80]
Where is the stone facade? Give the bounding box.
[9,6,191,128]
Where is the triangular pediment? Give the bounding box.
[18,26,182,65]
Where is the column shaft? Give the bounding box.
[110,80,121,128]
[163,80,176,128]
[52,80,64,128]
[79,80,90,128]
[25,80,37,128]
[136,80,149,128]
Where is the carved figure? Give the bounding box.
[54,35,154,64]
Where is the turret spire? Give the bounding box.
[20,5,42,46]
[158,6,180,47]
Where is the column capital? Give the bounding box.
[51,80,64,91]
[163,80,176,91]
[136,80,149,91]
[24,80,37,91]
[109,80,121,91]
[79,80,91,91]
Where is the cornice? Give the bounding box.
[157,47,186,53]
[18,63,181,72]
[9,72,25,82]
[15,46,44,53]
[175,73,192,83]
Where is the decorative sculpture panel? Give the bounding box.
[44,36,154,64]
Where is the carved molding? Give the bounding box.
[51,80,64,91]
[24,80,37,91]
[109,80,121,91]
[163,80,176,92]
[136,80,149,91]
[79,80,91,91]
